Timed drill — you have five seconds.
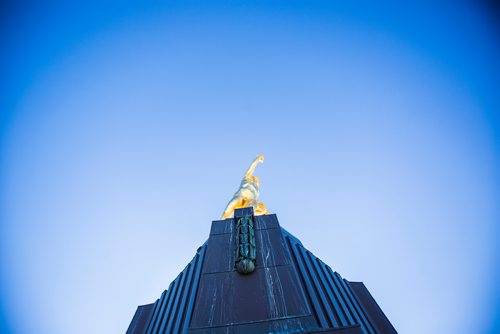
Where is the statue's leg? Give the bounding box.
[221,197,241,219]
[255,201,268,215]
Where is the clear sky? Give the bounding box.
[1,1,499,334]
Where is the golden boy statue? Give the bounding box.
[221,155,269,219]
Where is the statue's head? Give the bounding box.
[250,175,260,187]
[257,155,264,163]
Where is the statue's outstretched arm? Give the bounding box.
[244,155,264,179]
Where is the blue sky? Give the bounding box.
[1,1,499,333]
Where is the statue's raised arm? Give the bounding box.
[221,155,268,219]
[244,155,264,179]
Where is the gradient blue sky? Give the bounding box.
[1,1,499,334]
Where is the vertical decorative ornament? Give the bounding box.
[234,208,256,274]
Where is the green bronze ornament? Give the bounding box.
[234,210,256,274]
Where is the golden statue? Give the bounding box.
[221,155,269,219]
